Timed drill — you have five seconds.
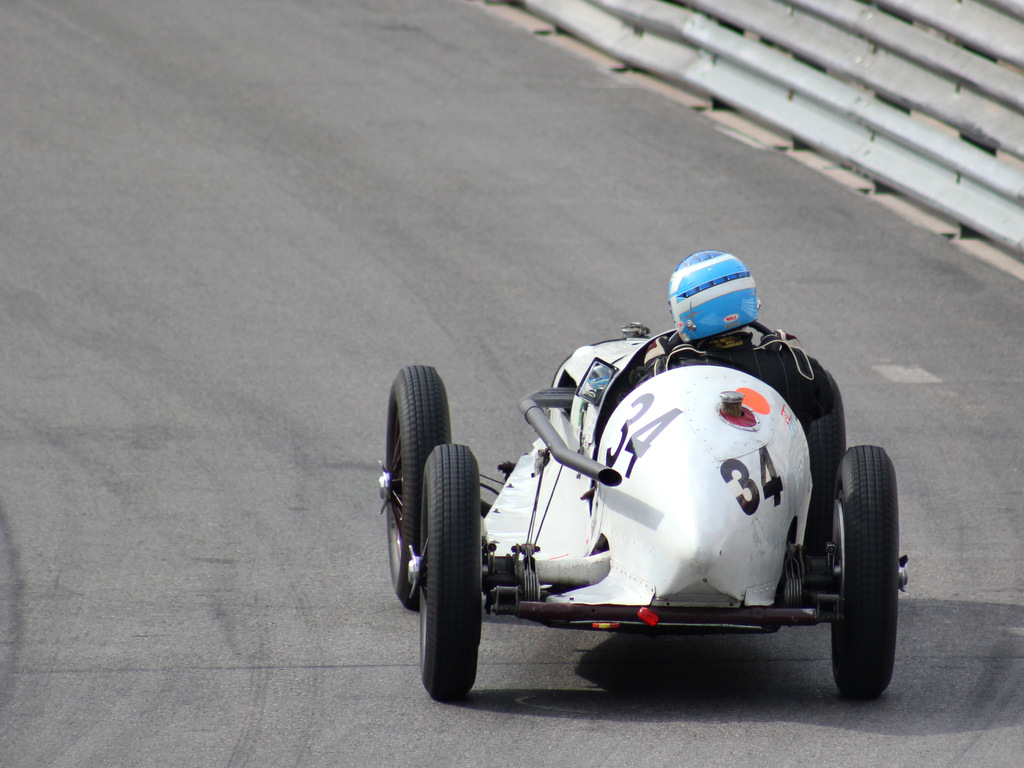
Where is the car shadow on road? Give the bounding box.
[0,501,24,719]
[465,597,1024,735]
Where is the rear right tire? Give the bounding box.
[830,445,899,699]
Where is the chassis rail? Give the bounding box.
[516,601,822,631]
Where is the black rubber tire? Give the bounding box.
[384,366,451,610]
[831,445,900,699]
[419,444,482,702]
[805,372,846,556]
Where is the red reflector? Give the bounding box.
[637,607,659,626]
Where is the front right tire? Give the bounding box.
[805,372,846,556]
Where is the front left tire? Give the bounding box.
[384,366,451,610]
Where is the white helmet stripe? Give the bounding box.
[671,275,756,307]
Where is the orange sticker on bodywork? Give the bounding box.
[737,387,770,414]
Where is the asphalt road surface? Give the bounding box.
[2,1,1023,766]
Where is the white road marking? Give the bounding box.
[873,364,943,384]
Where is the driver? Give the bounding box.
[636,250,835,433]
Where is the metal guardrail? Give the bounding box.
[510,0,1024,255]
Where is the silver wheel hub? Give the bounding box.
[407,545,422,600]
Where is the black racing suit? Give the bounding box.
[635,323,835,434]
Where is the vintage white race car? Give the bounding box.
[380,324,907,702]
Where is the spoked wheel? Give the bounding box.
[384,366,451,610]
[805,372,846,556]
[419,443,482,702]
[831,445,900,699]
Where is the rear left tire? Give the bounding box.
[419,443,482,702]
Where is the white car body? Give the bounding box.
[486,336,812,621]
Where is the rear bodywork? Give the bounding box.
[483,336,824,633]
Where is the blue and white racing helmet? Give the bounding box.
[668,250,759,342]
